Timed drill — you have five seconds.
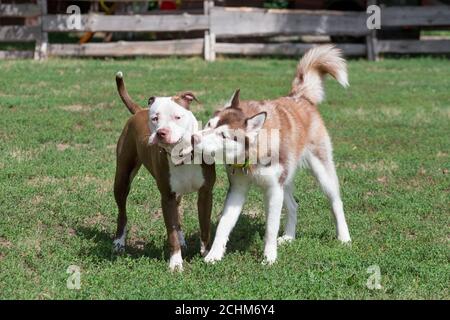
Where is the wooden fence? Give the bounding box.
[1,0,450,60]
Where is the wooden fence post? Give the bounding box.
[366,0,378,61]
[204,0,216,62]
[34,0,48,60]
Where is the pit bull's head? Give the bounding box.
[148,92,199,152]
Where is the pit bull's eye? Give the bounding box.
[175,115,181,120]
[221,132,226,139]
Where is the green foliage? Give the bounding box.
[263,0,289,9]
[0,57,449,299]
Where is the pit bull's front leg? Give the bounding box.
[197,185,213,256]
[161,193,184,272]
[197,165,215,256]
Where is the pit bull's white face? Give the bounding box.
[148,95,198,151]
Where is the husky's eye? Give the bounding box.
[151,116,158,122]
[221,132,227,139]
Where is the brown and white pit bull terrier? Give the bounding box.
[112,72,215,271]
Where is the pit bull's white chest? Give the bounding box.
[168,163,205,195]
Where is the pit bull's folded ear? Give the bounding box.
[174,92,199,109]
[181,92,199,104]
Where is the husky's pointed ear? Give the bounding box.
[245,112,266,133]
[225,89,240,109]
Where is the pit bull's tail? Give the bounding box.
[115,71,143,115]
[290,45,348,105]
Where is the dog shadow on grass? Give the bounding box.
[75,214,265,263]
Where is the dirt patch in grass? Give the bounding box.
[0,130,14,142]
[73,123,84,131]
[55,143,89,151]
[27,176,60,187]
[342,106,402,119]
[60,105,91,112]
[339,160,399,173]
[55,224,76,237]
[83,212,109,228]
[9,147,42,162]
[0,237,13,248]
[244,209,262,219]
[31,195,44,205]
[27,175,112,194]
[56,143,70,151]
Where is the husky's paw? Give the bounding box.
[338,234,352,245]
[204,250,224,264]
[262,246,277,266]
[277,235,294,245]
[261,256,277,266]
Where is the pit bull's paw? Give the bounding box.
[169,261,183,272]
[169,251,183,272]
[204,250,223,264]
[200,242,209,257]
[277,235,294,245]
[112,239,126,254]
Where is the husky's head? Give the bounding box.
[193,90,266,165]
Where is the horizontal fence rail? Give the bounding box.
[211,8,369,37]
[0,26,40,42]
[380,5,450,27]
[48,39,205,57]
[42,14,209,32]
[0,1,449,60]
[0,4,41,17]
[215,42,367,56]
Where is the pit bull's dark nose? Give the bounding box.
[157,128,169,139]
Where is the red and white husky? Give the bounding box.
[194,45,352,264]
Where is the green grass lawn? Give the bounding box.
[0,56,449,299]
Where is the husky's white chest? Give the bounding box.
[168,163,205,195]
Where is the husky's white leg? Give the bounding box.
[263,184,284,264]
[204,175,250,263]
[306,150,351,243]
[278,183,298,244]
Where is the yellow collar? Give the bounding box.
[231,159,250,170]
